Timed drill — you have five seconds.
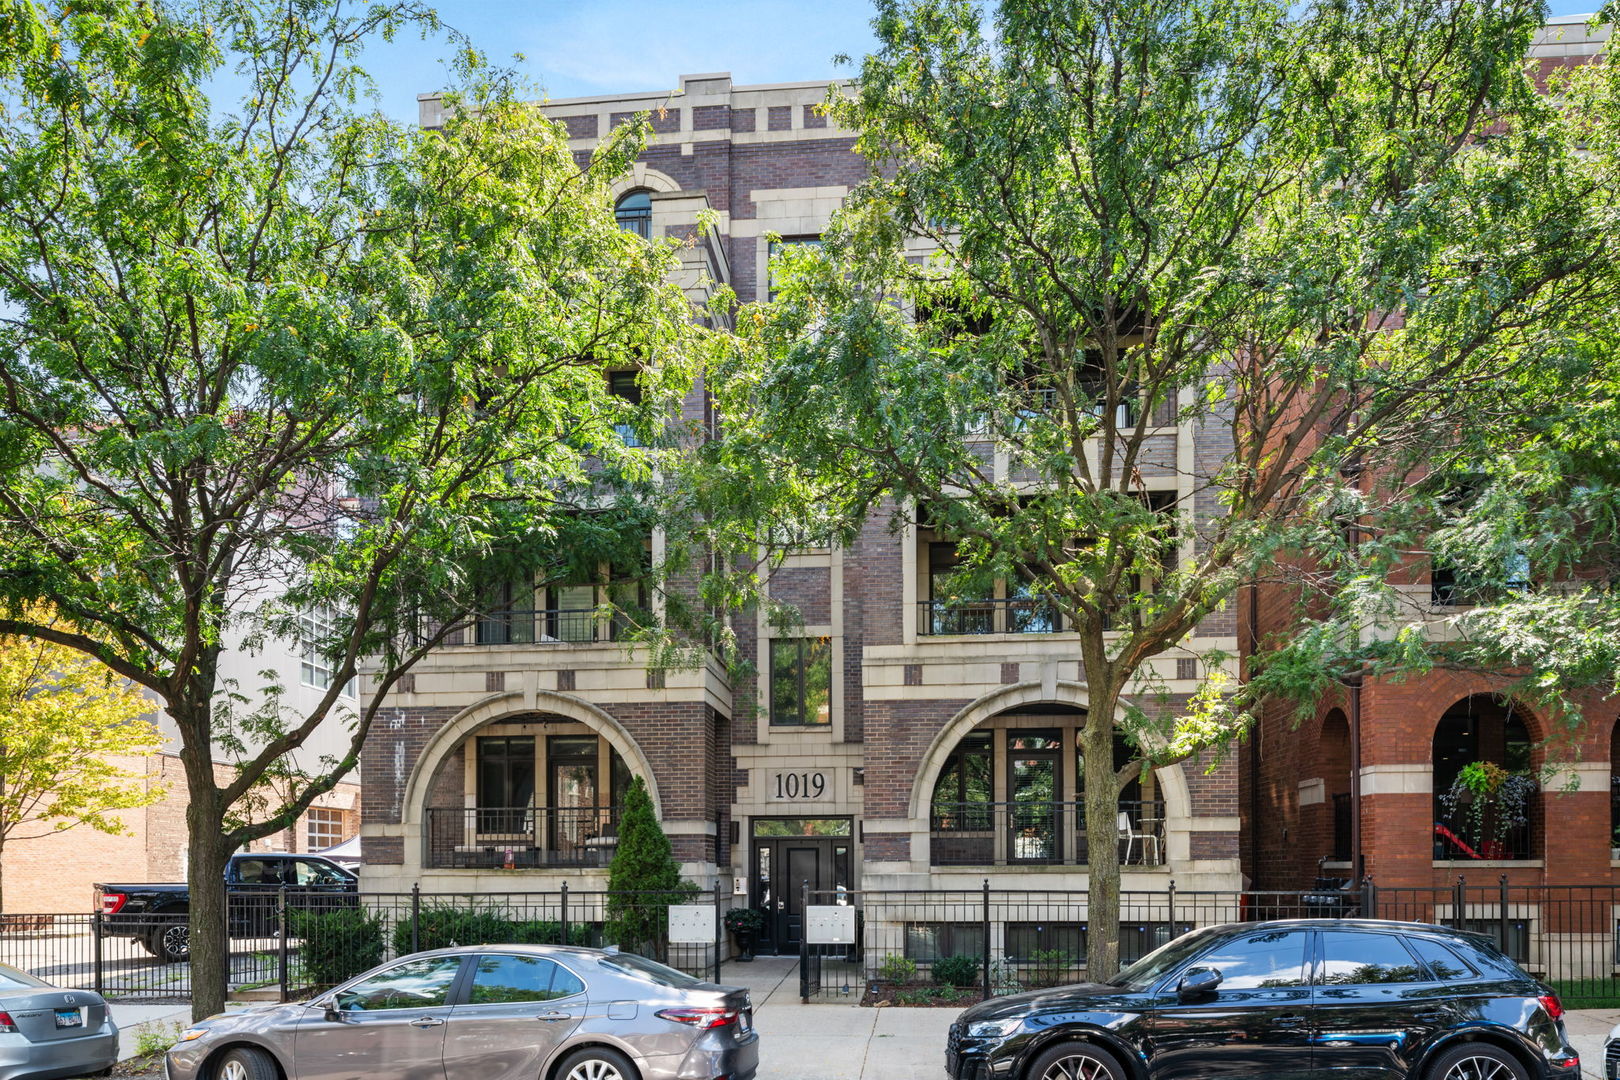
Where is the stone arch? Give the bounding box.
[400,690,661,824]
[610,164,680,199]
[905,680,1192,834]
[1431,693,1542,860]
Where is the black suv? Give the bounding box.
[948,919,1578,1080]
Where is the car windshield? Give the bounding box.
[1109,927,1221,991]
[0,963,48,990]
[598,952,706,989]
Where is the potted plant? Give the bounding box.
[724,907,766,962]
[1438,761,1538,859]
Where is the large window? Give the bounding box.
[468,954,584,1004]
[305,808,348,852]
[614,189,651,238]
[477,735,535,811]
[903,922,984,963]
[768,235,823,301]
[769,637,832,727]
[298,606,353,694]
[931,731,992,825]
[1318,931,1425,984]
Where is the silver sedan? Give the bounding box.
[166,945,758,1080]
[0,963,118,1080]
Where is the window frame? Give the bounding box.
[465,952,587,1006]
[331,955,468,1012]
[768,636,833,728]
[614,189,652,239]
[305,807,347,853]
[1314,929,1429,986]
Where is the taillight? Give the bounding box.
[0,1011,16,1033]
[1538,993,1564,1020]
[655,1007,738,1029]
[99,893,127,915]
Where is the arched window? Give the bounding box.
[1317,710,1351,861]
[1431,696,1535,861]
[614,189,652,238]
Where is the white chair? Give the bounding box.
[1118,812,1161,865]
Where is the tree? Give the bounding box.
[712,0,1619,976]
[606,776,694,959]
[0,614,164,911]
[0,0,703,1017]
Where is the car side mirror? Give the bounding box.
[1177,967,1222,1001]
[319,998,342,1023]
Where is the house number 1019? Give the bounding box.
[770,771,828,800]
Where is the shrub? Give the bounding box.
[290,906,384,990]
[389,906,596,956]
[877,953,918,984]
[1029,948,1076,987]
[932,953,980,988]
[723,907,766,935]
[605,776,697,958]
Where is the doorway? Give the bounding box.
[750,818,853,954]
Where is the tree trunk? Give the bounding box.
[1081,690,1124,981]
[185,779,230,1021]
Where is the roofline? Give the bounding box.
[417,75,849,109]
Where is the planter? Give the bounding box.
[733,930,756,962]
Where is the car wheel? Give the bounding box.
[1025,1040,1125,1080]
[555,1046,639,1080]
[153,922,190,963]
[214,1046,278,1080]
[1425,1043,1529,1080]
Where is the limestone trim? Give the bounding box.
[611,165,681,198]
[399,690,662,824]
[1358,763,1433,796]
[903,680,1195,861]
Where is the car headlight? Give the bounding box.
[176,1027,210,1043]
[967,1018,1022,1039]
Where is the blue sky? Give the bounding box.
[313,0,1601,124]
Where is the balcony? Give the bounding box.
[424,806,621,869]
[917,598,1071,636]
[930,799,1166,867]
[455,608,630,647]
[1432,806,1536,862]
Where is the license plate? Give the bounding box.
[739,1012,751,1033]
[55,1009,82,1028]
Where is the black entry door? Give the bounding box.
[752,833,851,953]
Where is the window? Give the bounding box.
[298,606,353,694]
[477,736,536,824]
[291,858,352,886]
[931,732,992,828]
[1404,936,1476,981]
[335,956,463,1011]
[768,236,823,301]
[235,858,285,885]
[468,954,584,1004]
[615,189,652,238]
[1461,918,1530,964]
[769,637,832,727]
[1119,921,1196,964]
[607,369,644,447]
[305,808,347,853]
[1005,922,1086,966]
[904,922,985,963]
[1190,929,1309,989]
[1318,931,1425,984]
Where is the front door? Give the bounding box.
[750,818,853,954]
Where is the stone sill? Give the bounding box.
[1320,861,1352,871]
[1431,860,1544,869]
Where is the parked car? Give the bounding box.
[165,944,757,1080]
[96,853,357,963]
[948,918,1578,1080]
[1603,1022,1620,1080]
[0,962,118,1080]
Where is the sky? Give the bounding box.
[258,0,1604,126]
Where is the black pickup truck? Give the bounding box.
[95,853,357,963]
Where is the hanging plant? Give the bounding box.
[1440,761,1537,853]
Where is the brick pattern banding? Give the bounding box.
[693,105,730,130]
[485,671,505,692]
[363,836,404,865]
[768,566,831,624]
[557,669,576,692]
[562,114,599,139]
[904,664,923,686]
[767,105,792,131]
[730,107,756,132]
[802,104,827,129]
[650,108,681,134]
[1001,662,1020,684]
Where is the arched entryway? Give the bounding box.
[919,692,1178,869]
[1431,695,1539,861]
[1317,710,1352,862]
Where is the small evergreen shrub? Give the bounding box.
[605,776,697,958]
[291,906,384,989]
[877,953,918,984]
[933,953,980,988]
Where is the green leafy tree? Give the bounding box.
[0,0,702,1017]
[0,612,165,911]
[606,776,695,959]
[713,0,1619,976]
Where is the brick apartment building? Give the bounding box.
[358,73,1244,956]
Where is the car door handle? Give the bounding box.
[410,1016,445,1028]
[535,1012,571,1022]
[1272,1015,1308,1028]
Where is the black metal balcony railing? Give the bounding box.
[918,598,1066,636]
[1331,791,1353,861]
[930,799,1166,867]
[425,806,621,869]
[1432,805,1536,862]
[463,608,627,646]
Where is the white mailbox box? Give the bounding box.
[668,904,714,945]
[805,904,857,945]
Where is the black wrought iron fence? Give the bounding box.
[0,886,727,1004]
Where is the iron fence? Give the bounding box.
[423,807,621,869]
[0,886,726,1004]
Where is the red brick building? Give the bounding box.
[359,73,1245,956]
